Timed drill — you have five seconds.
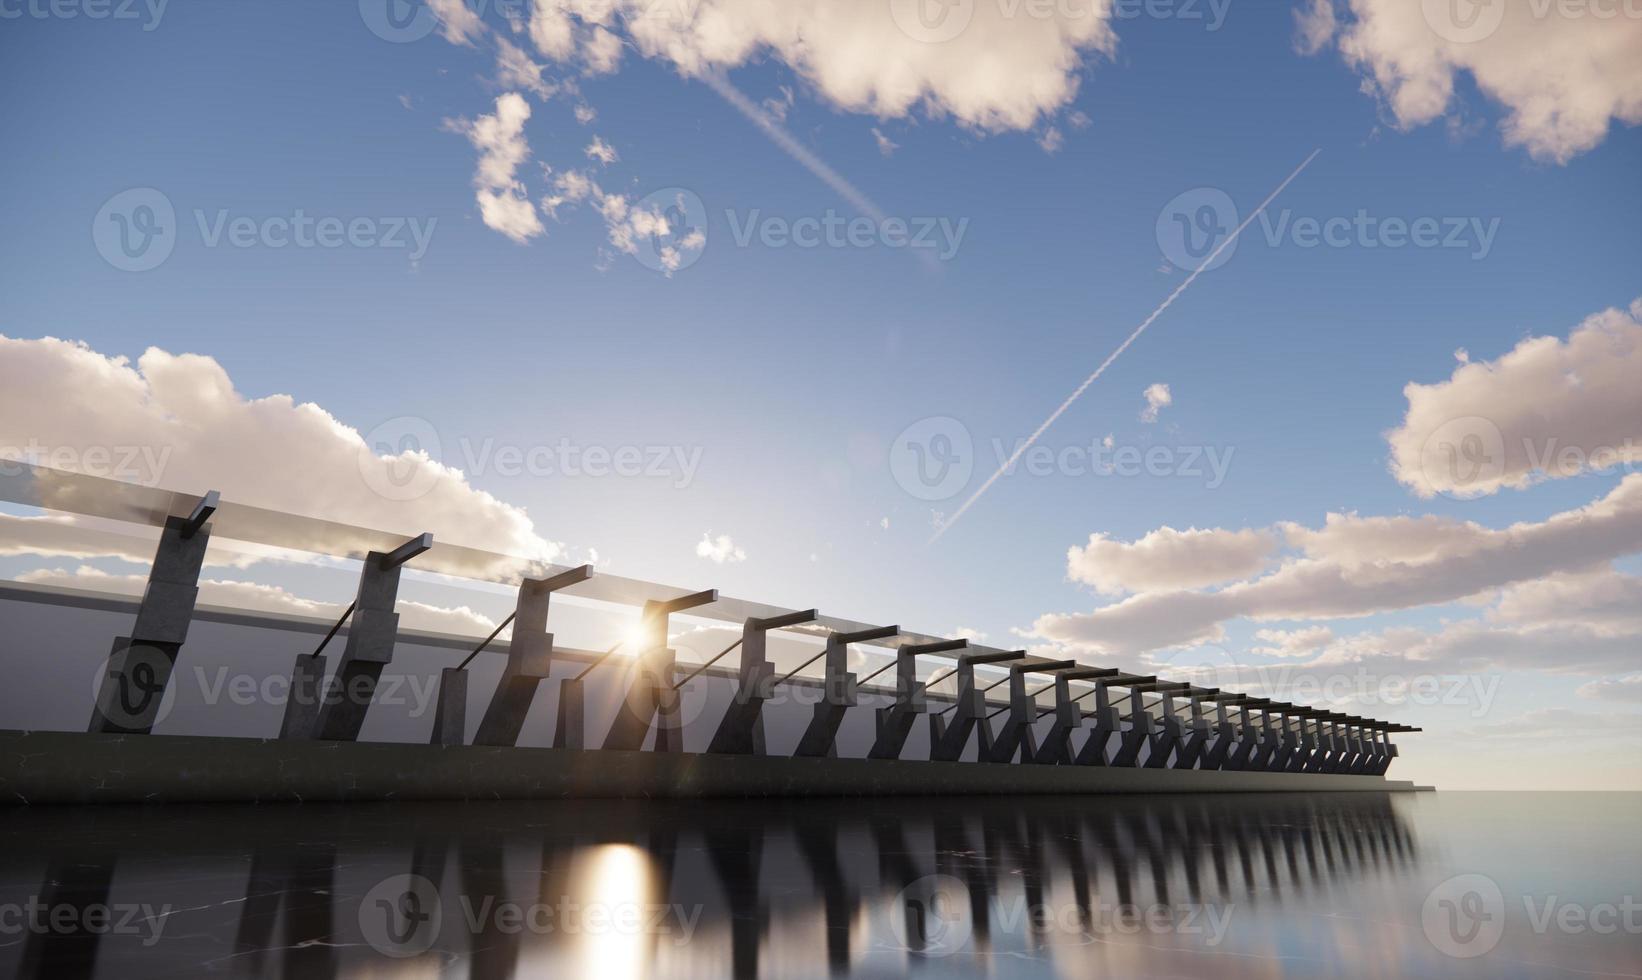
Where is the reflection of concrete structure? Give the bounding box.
[3,464,1426,799]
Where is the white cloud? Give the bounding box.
[1461,707,1642,739]
[584,134,619,165]
[528,0,1117,133]
[18,566,497,636]
[574,103,597,124]
[949,627,988,643]
[450,93,545,243]
[1387,298,1642,497]
[1251,625,1336,658]
[1067,526,1276,596]
[1037,126,1064,153]
[1139,382,1172,423]
[1032,475,1642,656]
[495,36,556,99]
[880,516,890,530]
[695,531,746,564]
[870,127,899,157]
[1291,0,1337,55]
[429,0,486,46]
[0,337,563,567]
[762,85,795,122]
[1577,674,1642,703]
[1306,0,1642,162]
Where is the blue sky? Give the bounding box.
[1,0,1639,788]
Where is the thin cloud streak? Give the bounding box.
[929,148,1323,543]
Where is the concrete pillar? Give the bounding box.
[1111,680,1162,767]
[1247,704,1283,770]
[471,565,594,747]
[1074,674,1150,766]
[554,678,585,751]
[793,626,896,758]
[1143,682,1191,769]
[1171,688,1217,770]
[429,668,466,746]
[88,492,216,734]
[931,651,1025,762]
[709,609,818,755]
[1034,667,1117,764]
[987,660,1074,763]
[286,533,431,742]
[603,589,717,752]
[1222,700,1264,770]
[867,640,965,760]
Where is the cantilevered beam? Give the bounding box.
[708,609,821,755]
[602,589,718,752]
[866,639,967,760]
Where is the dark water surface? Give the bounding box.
[0,792,1636,978]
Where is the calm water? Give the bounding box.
[0,792,1636,978]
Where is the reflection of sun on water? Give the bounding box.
[572,844,658,980]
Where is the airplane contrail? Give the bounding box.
[929,148,1324,544]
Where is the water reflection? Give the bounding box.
[0,793,1630,978]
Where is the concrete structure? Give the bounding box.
[279,533,432,741]
[470,565,594,747]
[987,660,1075,763]
[708,609,819,755]
[87,491,216,735]
[929,650,1026,762]
[866,639,967,760]
[602,589,718,752]
[791,626,897,758]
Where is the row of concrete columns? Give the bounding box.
[87,491,1414,774]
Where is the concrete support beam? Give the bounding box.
[867,640,966,760]
[930,651,1027,762]
[1074,674,1152,766]
[473,565,594,748]
[285,533,432,742]
[1226,700,1271,771]
[429,668,467,746]
[793,626,898,758]
[1034,668,1118,764]
[987,660,1076,763]
[1167,687,1219,770]
[1142,682,1192,769]
[708,609,819,755]
[602,589,718,752]
[89,492,217,734]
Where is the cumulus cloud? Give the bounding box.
[584,134,619,165]
[871,127,899,157]
[1067,526,1276,596]
[525,0,1116,133]
[495,35,556,99]
[1032,475,1642,655]
[1387,298,1642,497]
[1577,674,1642,703]
[1304,0,1642,162]
[1140,382,1172,422]
[18,566,497,636]
[1251,625,1336,658]
[429,0,486,45]
[449,93,545,243]
[695,531,746,564]
[0,337,563,566]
